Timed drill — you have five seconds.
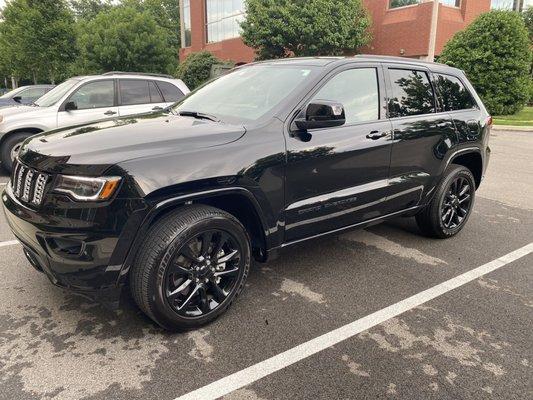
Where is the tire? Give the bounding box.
[416,164,476,239]
[1,132,32,172]
[130,205,251,331]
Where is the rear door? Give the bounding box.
[433,73,483,142]
[384,65,458,213]
[284,64,393,242]
[57,79,118,128]
[117,79,167,116]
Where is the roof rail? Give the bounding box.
[102,71,175,79]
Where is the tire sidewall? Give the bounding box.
[433,167,476,237]
[149,216,251,330]
[1,133,31,172]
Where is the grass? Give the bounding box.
[493,106,533,127]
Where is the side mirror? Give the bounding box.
[12,96,22,103]
[64,101,78,111]
[294,101,346,131]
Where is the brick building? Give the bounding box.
[179,0,524,63]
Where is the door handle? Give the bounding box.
[366,131,388,140]
[104,110,117,116]
[152,106,164,111]
[437,122,449,128]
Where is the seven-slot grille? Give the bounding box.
[11,160,49,206]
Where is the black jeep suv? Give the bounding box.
[3,56,491,330]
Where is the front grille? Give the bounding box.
[11,160,49,206]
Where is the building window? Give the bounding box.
[206,0,245,43]
[491,0,524,11]
[182,0,192,47]
[389,0,461,9]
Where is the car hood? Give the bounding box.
[0,104,41,117]
[19,113,246,175]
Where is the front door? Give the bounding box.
[57,79,118,128]
[284,65,393,242]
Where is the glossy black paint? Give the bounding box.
[2,56,491,307]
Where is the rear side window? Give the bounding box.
[435,74,477,111]
[120,80,151,105]
[156,81,184,102]
[149,81,164,103]
[388,69,435,118]
[312,68,380,124]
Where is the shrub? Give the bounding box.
[176,51,221,90]
[440,11,532,115]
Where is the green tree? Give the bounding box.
[176,51,220,90]
[240,0,371,60]
[70,0,113,20]
[523,6,533,43]
[440,10,532,115]
[75,6,176,74]
[0,0,76,84]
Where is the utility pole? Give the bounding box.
[427,0,440,62]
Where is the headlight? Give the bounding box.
[55,175,121,201]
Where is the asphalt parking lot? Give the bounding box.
[0,129,531,400]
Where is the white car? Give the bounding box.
[0,72,189,171]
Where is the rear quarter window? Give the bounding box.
[435,74,477,111]
[156,81,185,102]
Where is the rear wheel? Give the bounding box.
[1,132,32,172]
[130,205,251,331]
[416,165,475,239]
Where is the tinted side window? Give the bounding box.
[436,74,476,111]
[149,81,164,103]
[156,81,184,102]
[120,80,151,105]
[69,80,114,110]
[388,69,435,118]
[312,68,379,124]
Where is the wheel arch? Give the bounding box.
[0,127,44,147]
[449,150,483,189]
[117,187,270,286]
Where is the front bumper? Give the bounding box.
[2,185,146,308]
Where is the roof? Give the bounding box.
[252,55,462,74]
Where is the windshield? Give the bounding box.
[174,65,318,123]
[0,87,24,99]
[35,79,79,107]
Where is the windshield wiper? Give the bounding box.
[178,110,220,122]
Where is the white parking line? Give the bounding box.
[174,242,533,400]
[0,239,19,247]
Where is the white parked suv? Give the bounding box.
[0,72,190,171]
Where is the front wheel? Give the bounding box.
[130,205,251,331]
[416,164,475,239]
[1,132,32,172]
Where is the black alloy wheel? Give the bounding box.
[416,164,476,239]
[165,230,242,318]
[440,176,472,230]
[130,205,251,331]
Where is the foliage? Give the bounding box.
[176,52,221,90]
[523,6,533,43]
[240,0,371,60]
[440,10,532,115]
[70,0,113,20]
[75,6,176,75]
[0,0,77,84]
[390,0,419,8]
[493,106,533,127]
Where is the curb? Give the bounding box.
[493,125,533,132]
